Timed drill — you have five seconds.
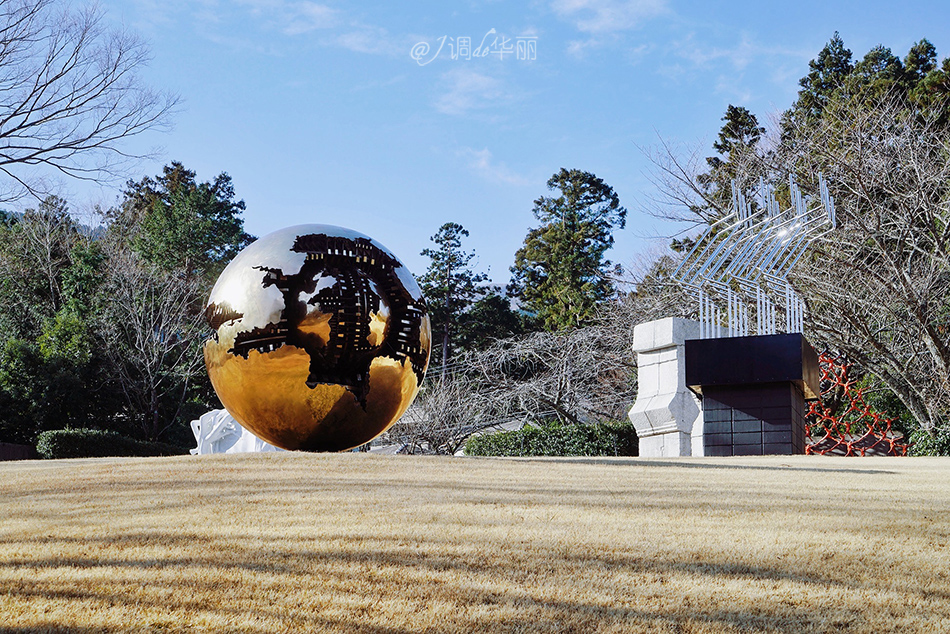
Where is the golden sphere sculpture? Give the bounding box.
[203,224,431,451]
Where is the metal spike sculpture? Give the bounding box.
[673,174,837,338]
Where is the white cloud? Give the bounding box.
[229,0,339,35]
[673,32,809,73]
[551,0,668,34]
[661,32,813,103]
[459,147,532,186]
[674,33,754,71]
[714,76,753,103]
[334,26,403,56]
[281,2,339,35]
[435,68,507,116]
[234,2,408,55]
[566,37,650,60]
[135,0,418,58]
[566,39,594,57]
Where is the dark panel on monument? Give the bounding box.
[685,333,819,456]
[700,383,807,456]
[685,333,820,398]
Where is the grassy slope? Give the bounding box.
[0,453,948,633]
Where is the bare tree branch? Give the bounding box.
[385,285,685,454]
[0,0,177,202]
[97,245,206,440]
[646,91,950,433]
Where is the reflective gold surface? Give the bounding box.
[204,225,430,452]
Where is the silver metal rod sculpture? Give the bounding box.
[672,174,836,339]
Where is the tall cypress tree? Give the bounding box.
[696,105,765,213]
[510,168,626,331]
[792,32,854,122]
[419,223,488,370]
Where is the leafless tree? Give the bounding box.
[465,328,627,426]
[638,134,766,228]
[778,95,950,433]
[386,370,505,455]
[97,247,206,441]
[386,283,682,454]
[0,195,72,321]
[0,0,177,201]
[646,92,950,434]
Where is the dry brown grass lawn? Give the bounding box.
[0,454,948,633]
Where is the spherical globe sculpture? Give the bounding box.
[203,224,431,452]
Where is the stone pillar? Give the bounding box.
[628,317,704,457]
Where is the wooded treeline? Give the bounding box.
[402,33,950,456]
[0,23,948,457]
[0,163,250,448]
[647,33,950,454]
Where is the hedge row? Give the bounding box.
[36,428,188,459]
[464,421,638,457]
[909,426,950,456]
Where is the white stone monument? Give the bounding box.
[190,409,285,455]
[628,317,705,457]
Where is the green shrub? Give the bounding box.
[464,421,638,457]
[909,425,950,456]
[36,428,188,459]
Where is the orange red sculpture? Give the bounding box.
[805,352,908,456]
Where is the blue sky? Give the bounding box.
[67,0,950,283]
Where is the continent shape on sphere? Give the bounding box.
[204,224,431,452]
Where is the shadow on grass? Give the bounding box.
[2,582,830,634]
[497,456,899,475]
[5,529,942,633]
